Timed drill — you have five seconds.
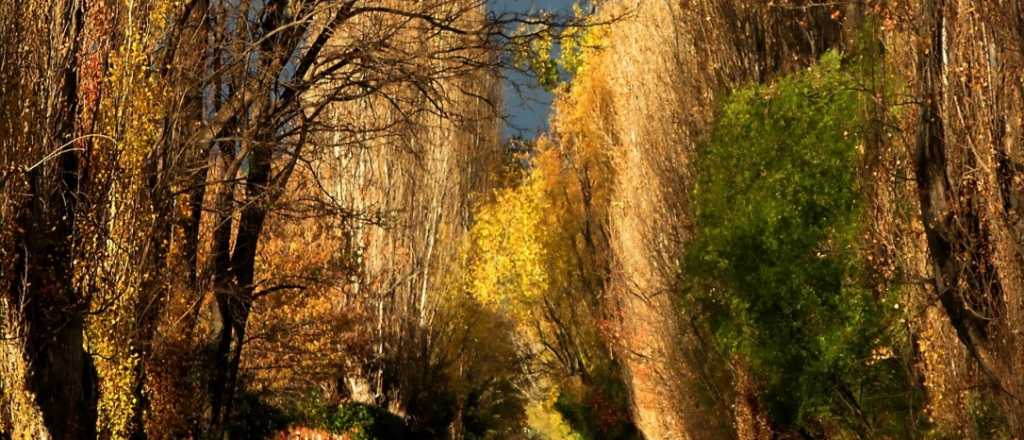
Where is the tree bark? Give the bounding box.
[914,0,1024,430]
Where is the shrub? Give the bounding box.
[314,403,410,440]
[682,51,924,437]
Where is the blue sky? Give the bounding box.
[487,0,575,140]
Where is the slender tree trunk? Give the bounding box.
[220,141,272,434]
[207,142,239,437]
[178,0,212,337]
[207,125,274,435]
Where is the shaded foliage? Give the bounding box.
[682,52,925,437]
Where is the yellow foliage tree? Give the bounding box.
[460,14,649,436]
[86,0,177,437]
[464,172,550,317]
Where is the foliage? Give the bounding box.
[525,32,561,91]
[225,390,295,439]
[557,4,608,79]
[468,13,630,434]
[682,51,923,436]
[462,140,608,373]
[526,399,584,440]
[964,391,1012,440]
[87,0,177,436]
[424,291,529,439]
[311,403,410,440]
[551,366,640,440]
[464,173,551,317]
[434,303,527,438]
[461,133,628,438]
[512,2,604,91]
[11,0,1023,438]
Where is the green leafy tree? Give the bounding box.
[682,52,924,437]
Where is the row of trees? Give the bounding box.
[0,0,588,438]
[4,0,1024,439]
[485,0,1024,438]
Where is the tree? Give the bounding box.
[913,0,1024,431]
[682,52,924,437]
[0,1,98,437]
[0,0,585,437]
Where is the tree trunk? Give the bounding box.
[208,138,271,436]
[207,142,240,437]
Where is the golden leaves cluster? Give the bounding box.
[87,1,178,437]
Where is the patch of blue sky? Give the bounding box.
[487,0,577,140]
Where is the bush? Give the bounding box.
[226,390,294,439]
[682,51,924,436]
[224,388,410,440]
[552,363,640,440]
[311,403,410,440]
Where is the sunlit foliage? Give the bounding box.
[87,0,177,436]
[5,0,1024,438]
[464,173,550,316]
